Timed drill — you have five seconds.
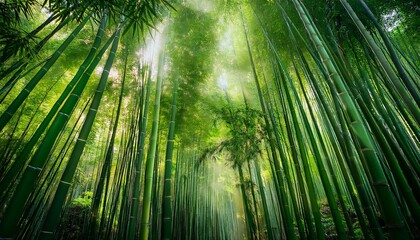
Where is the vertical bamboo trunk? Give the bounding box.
[263,72,310,239]
[237,165,257,240]
[0,15,92,239]
[255,156,275,240]
[240,8,298,239]
[90,46,128,238]
[292,55,356,238]
[127,67,152,240]
[0,15,107,199]
[278,68,326,240]
[139,52,165,240]
[340,0,419,121]
[161,77,178,240]
[38,24,122,239]
[0,31,115,239]
[283,55,348,239]
[299,49,383,239]
[291,0,410,238]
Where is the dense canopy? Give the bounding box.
[0,0,419,239]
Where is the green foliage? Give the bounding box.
[71,191,93,207]
[218,107,264,166]
[165,4,217,143]
[198,106,265,168]
[0,0,419,239]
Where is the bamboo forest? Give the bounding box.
[0,0,419,239]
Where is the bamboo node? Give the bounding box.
[360,148,373,152]
[372,180,389,187]
[350,120,359,125]
[321,57,331,63]
[60,180,72,186]
[27,165,42,171]
[328,72,337,77]
[59,112,69,118]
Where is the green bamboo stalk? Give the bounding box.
[139,52,165,240]
[0,14,91,132]
[246,160,260,239]
[310,41,387,239]
[337,0,419,123]
[275,60,326,240]
[298,48,374,239]
[291,0,410,237]
[0,17,94,240]
[0,31,115,239]
[90,45,128,238]
[285,56,348,239]
[354,76,420,225]
[357,0,419,105]
[330,86,384,239]
[356,63,420,197]
[237,165,257,239]
[0,102,27,173]
[295,53,358,238]
[264,59,310,240]
[254,7,320,237]
[0,15,72,83]
[161,76,178,240]
[151,138,162,240]
[127,66,152,240]
[255,156,275,240]
[38,24,122,239]
[0,71,61,184]
[266,101,311,240]
[0,15,107,198]
[240,8,297,239]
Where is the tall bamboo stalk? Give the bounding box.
[0,14,91,132]
[290,0,410,237]
[0,15,107,199]
[38,23,123,239]
[161,76,178,240]
[139,52,165,240]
